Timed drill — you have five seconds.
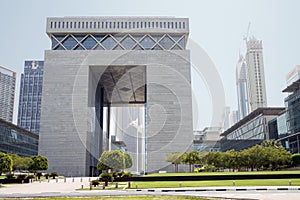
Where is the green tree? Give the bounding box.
[203,151,225,170]
[223,150,241,171]
[166,152,183,172]
[264,146,292,170]
[241,145,267,171]
[27,155,48,174]
[98,150,133,172]
[0,152,13,175]
[182,150,203,172]
[8,153,30,172]
[124,152,133,169]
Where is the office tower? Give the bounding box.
[236,54,249,119]
[0,66,16,122]
[223,106,231,131]
[39,17,193,176]
[18,60,44,134]
[245,37,267,112]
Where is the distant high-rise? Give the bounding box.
[0,66,16,122]
[236,54,249,119]
[245,37,267,112]
[18,60,44,134]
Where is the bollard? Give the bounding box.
[90,182,92,190]
[22,180,24,184]
[39,179,41,183]
[128,182,131,188]
[64,177,66,183]
[102,183,105,190]
[289,180,292,186]
[115,182,118,188]
[89,177,91,182]
[136,184,138,189]
[81,185,84,189]
[72,177,74,182]
[80,177,83,182]
[48,179,50,183]
[56,178,58,183]
[233,181,236,186]
[179,182,182,188]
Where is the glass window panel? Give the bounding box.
[75,35,85,42]
[159,35,174,49]
[140,36,155,50]
[55,35,65,41]
[54,45,64,50]
[62,36,77,50]
[178,37,185,48]
[113,45,124,50]
[120,36,136,49]
[51,37,58,49]
[82,36,97,50]
[95,44,104,50]
[171,45,181,50]
[133,45,142,50]
[94,35,104,42]
[101,36,117,50]
[153,45,162,50]
[74,45,84,50]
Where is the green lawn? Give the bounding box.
[145,171,300,177]
[130,179,300,188]
[1,197,209,200]
[0,176,5,179]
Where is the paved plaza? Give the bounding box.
[0,177,300,200]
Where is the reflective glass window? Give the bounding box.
[101,36,117,49]
[62,36,77,50]
[121,36,136,49]
[159,35,175,49]
[82,36,97,50]
[140,36,155,50]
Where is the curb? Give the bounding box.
[135,187,300,192]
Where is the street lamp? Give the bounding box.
[130,118,139,174]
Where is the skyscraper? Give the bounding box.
[245,37,267,112]
[18,60,44,134]
[236,54,249,119]
[0,66,16,122]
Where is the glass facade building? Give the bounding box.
[0,118,38,157]
[280,72,300,153]
[17,61,44,134]
[220,108,284,151]
[0,66,16,122]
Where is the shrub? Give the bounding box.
[17,174,26,179]
[100,173,113,186]
[117,171,124,177]
[91,179,100,187]
[26,175,35,179]
[50,172,58,179]
[122,171,132,178]
[292,154,300,166]
[5,174,15,179]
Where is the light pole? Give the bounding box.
[130,118,139,174]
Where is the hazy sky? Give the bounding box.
[0,0,299,129]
